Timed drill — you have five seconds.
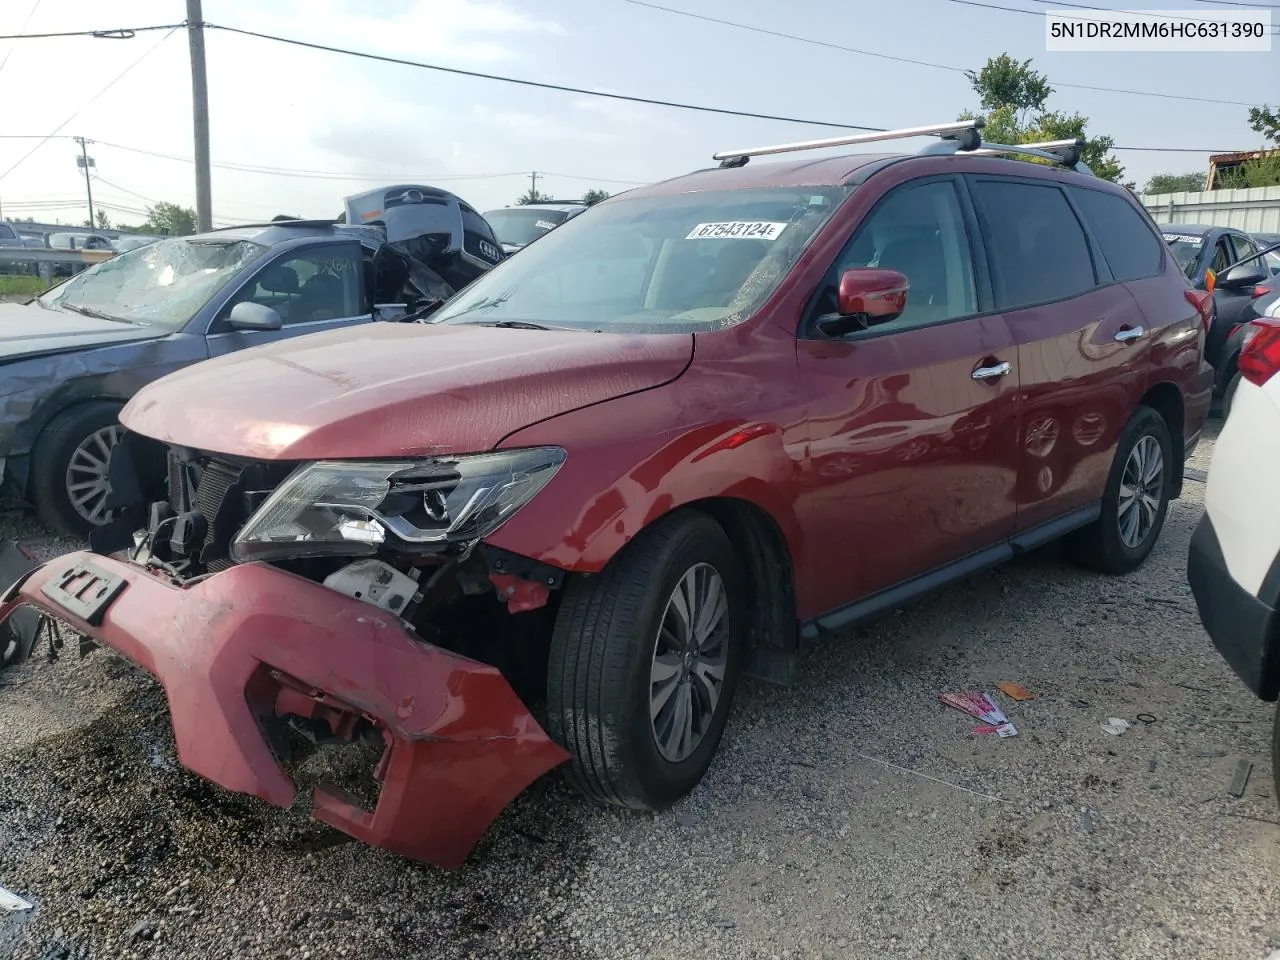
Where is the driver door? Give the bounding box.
[206,242,372,357]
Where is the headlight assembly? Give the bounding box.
[229,447,565,563]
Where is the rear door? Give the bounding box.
[968,176,1149,531]
[206,242,373,357]
[794,176,1020,613]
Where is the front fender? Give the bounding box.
[487,400,805,576]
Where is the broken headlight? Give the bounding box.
[229,447,565,563]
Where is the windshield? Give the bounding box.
[484,208,570,248]
[440,187,852,333]
[40,236,265,330]
[1162,232,1204,279]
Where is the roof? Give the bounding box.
[625,152,903,198]
[1154,223,1221,236]
[1209,148,1280,164]
[486,203,586,215]
[195,221,365,246]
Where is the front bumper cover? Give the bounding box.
[0,552,569,868]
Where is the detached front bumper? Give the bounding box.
[0,552,569,868]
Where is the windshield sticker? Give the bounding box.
[686,221,789,241]
[535,220,557,231]
[1163,233,1204,246]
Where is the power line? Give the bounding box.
[204,23,885,133]
[0,23,183,41]
[1191,0,1278,6]
[0,27,177,182]
[0,0,44,78]
[618,0,1266,105]
[945,0,1278,30]
[91,140,646,184]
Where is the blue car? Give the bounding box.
[0,185,503,536]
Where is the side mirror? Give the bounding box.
[227,301,283,331]
[816,268,909,337]
[1217,262,1266,291]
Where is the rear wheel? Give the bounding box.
[31,402,124,539]
[546,511,744,810]
[1223,371,1242,420]
[1069,405,1173,575]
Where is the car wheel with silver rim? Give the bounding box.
[547,511,744,810]
[31,400,125,539]
[1070,405,1173,575]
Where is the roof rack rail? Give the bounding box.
[713,119,984,168]
[965,138,1094,176]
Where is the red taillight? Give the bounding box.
[1253,285,1272,299]
[1185,289,1213,331]
[1239,319,1280,388]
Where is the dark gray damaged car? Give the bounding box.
[0,186,504,537]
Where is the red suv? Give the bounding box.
[0,121,1214,868]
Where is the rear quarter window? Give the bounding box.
[970,179,1097,310]
[1070,188,1163,282]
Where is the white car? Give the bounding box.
[1188,306,1280,801]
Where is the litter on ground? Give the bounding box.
[996,682,1035,702]
[940,692,1018,737]
[0,884,33,912]
[1100,718,1131,736]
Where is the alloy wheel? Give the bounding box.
[1117,434,1164,549]
[65,425,122,526]
[649,562,730,764]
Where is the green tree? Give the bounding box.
[961,54,1126,184]
[1143,172,1207,194]
[582,188,611,206]
[1216,154,1280,189]
[140,201,198,236]
[515,189,552,205]
[964,54,1052,124]
[94,209,111,230]
[1248,105,1280,146]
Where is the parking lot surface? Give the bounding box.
[2,421,1278,960]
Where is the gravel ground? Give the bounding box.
[2,419,1278,960]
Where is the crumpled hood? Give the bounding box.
[122,322,693,459]
[0,302,165,363]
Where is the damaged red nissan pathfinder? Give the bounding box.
[0,120,1214,868]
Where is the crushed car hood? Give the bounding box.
[0,302,166,363]
[122,322,693,459]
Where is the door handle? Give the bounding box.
[972,360,1012,381]
[1114,326,1145,343]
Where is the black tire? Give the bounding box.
[31,401,124,539]
[546,510,745,810]
[1273,702,1280,812]
[1223,371,1241,420]
[1069,405,1173,575]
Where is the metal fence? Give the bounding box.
[1140,185,1280,235]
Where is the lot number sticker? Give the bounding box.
[686,221,788,241]
[1163,233,1204,245]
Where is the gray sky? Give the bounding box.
[0,0,1275,229]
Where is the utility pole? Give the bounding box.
[75,137,96,229]
[529,171,539,199]
[186,0,212,232]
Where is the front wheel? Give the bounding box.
[546,511,745,810]
[1069,405,1173,575]
[31,401,124,539]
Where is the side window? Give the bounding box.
[826,179,977,331]
[0,224,15,240]
[1231,234,1259,266]
[1211,238,1233,273]
[230,245,363,325]
[1070,188,1163,281]
[971,180,1096,309]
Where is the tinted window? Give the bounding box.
[1161,230,1204,278]
[1231,234,1259,265]
[829,180,977,330]
[1211,238,1232,273]
[0,224,15,240]
[229,245,362,325]
[972,180,1096,309]
[1071,188,1162,281]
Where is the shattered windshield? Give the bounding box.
[40,237,266,330]
[484,208,570,248]
[439,187,852,333]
